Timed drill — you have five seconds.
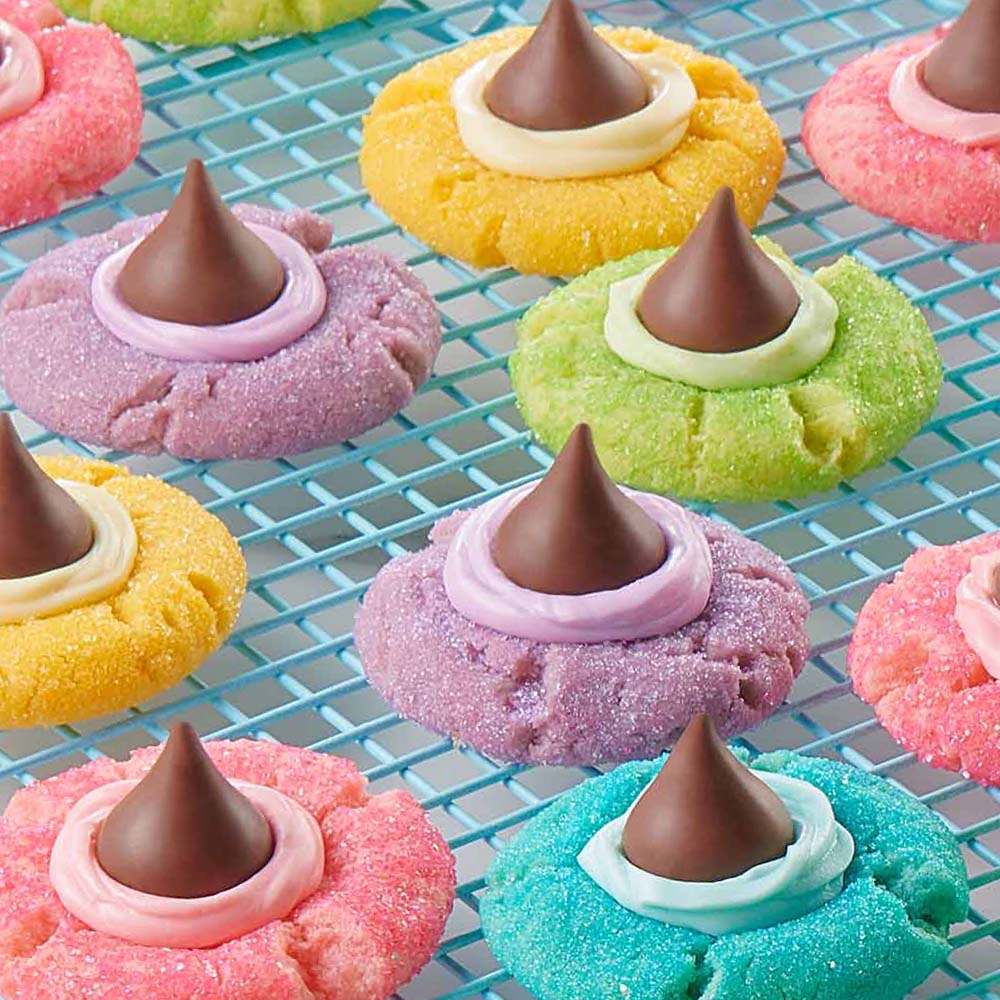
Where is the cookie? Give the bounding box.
[803,4,1000,243]
[850,532,1000,785]
[0,428,246,728]
[360,1,784,277]
[356,425,809,766]
[0,0,141,230]
[56,0,383,45]
[0,727,455,999]
[0,161,442,461]
[509,191,941,502]
[481,723,968,1000]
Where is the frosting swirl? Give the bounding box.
[443,483,712,643]
[451,49,696,180]
[955,550,1000,680]
[92,224,328,363]
[605,253,838,390]
[50,779,325,949]
[889,42,1000,147]
[0,18,44,124]
[0,481,136,625]
[578,769,854,935]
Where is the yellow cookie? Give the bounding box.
[360,26,785,276]
[0,456,246,728]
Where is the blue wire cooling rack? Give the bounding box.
[1,0,1000,997]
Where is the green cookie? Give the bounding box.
[58,0,381,45]
[510,245,942,503]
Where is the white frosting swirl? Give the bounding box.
[0,18,45,124]
[451,49,696,180]
[0,481,137,625]
[604,254,838,390]
[578,770,854,936]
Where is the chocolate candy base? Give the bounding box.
[0,206,441,460]
[355,507,809,766]
[511,242,941,503]
[803,28,1000,243]
[481,750,967,1000]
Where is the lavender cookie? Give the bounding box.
[356,504,809,766]
[0,202,441,460]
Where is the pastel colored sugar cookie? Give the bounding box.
[481,716,968,1000]
[0,725,456,999]
[359,0,784,277]
[0,161,442,461]
[0,0,142,230]
[56,0,383,45]
[849,532,1000,785]
[803,2,1000,243]
[509,188,941,503]
[356,425,809,766]
[0,422,246,728]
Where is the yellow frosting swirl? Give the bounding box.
[0,481,137,625]
[450,48,696,180]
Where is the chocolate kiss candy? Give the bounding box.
[96,722,275,899]
[490,423,667,595]
[622,714,794,882]
[923,0,1000,114]
[117,159,286,326]
[483,0,648,131]
[637,186,800,354]
[0,413,93,580]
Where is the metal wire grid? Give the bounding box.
[1,0,999,996]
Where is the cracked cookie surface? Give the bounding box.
[0,206,442,460]
[354,507,809,766]
[0,739,455,999]
[0,455,246,728]
[850,533,1000,785]
[511,243,942,502]
[481,750,967,1000]
[359,26,785,277]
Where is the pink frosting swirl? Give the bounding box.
[443,484,713,643]
[889,41,1000,147]
[49,779,325,949]
[0,18,44,123]
[955,550,1000,680]
[91,223,328,362]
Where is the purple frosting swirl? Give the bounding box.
[443,483,713,643]
[90,223,327,363]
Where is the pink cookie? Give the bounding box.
[0,0,142,230]
[355,508,810,766]
[0,739,456,1000]
[849,533,1000,785]
[0,205,442,459]
[802,27,1000,243]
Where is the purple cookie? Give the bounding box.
[0,206,441,460]
[355,508,810,766]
